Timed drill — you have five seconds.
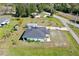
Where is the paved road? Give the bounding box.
[64,18,79,28]
[57,12,79,28]
[53,15,79,44]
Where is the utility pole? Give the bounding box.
[75,13,78,24]
[70,10,72,15]
[50,3,54,16]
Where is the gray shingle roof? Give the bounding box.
[0,18,9,24]
[22,27,49,39]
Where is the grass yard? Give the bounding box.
[0,19,17,39]
[17,17,64,27]
[7,17,79,56]
[0,17,79,56]
[8,31,79,56]
[56,12,79,21]
[48,17,64,27]
[50,30,69,47]
[56,12,72,20]
[0,17,18,55]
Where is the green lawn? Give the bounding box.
[7,17,79,56]
[56,12,72,20]
[8,47,70,56]
[0,19,17,39]
[48,17,64,27]
[56,12,79,21]
[0,17,79,56]
[8,31,79,56]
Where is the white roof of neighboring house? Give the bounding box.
[43,12,51,15]
[35,15,41,18]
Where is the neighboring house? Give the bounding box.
[31,13,41,18]
[0,18,10,27]
[22,24,50,42]
[35,15,41,18]
[43,12,51,17]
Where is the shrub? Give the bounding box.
[35,40,40,42]
[27,39,35,42]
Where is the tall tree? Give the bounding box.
[15,4,26,17]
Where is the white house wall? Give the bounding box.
[46,37,51,42]
[26,38,44,42]
[0,24,1,27]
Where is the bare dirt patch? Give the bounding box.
[50,30,70,47]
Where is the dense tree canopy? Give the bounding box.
[15,3,55,17]
[54,3,79,15]
[15,3,79,17]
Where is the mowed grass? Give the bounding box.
[15,17,64,27]
[56,12,79,21]
[0,19,17,39]
[56,12,72,20]
[8,31,79,56]
[48,17,64,27]
[0,16,79,55]
[7,17,79,56]
[8,47,70,56]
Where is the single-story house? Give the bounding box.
[31,13,41,18]
[43,12,51,17]
[22,26,50,42]
[35,15,41,18]
[0,18,10,27]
